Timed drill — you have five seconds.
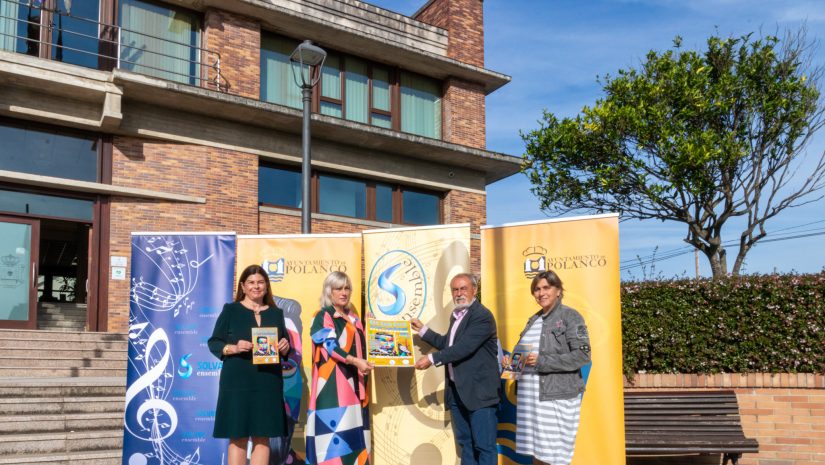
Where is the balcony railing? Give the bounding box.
[0,0,225,90]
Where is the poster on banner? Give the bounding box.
[366,319,415,367]
[236,234,362,462]
[481,214,624,465]
[124,233,236,465]
[364,224,471,465]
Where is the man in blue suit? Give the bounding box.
[412,273,500,465]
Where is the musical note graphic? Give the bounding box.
[125,234,222,465]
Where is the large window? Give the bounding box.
[260,34,301,109]
[259,163,441,225]
[400,72,441,139]
[0,121,99,182]
[119,0,201,85]
[260,32,442,139]
[259,164,301,208]
[0,188,93,221]
[0,0,101,69]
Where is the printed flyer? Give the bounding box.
[252,327,280,364]
[501,343,534,380]
[367,319,415,367]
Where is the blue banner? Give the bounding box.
[124,233,236,465]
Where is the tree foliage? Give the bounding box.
[522,30,825,278]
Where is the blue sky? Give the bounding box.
[366,0,825,279]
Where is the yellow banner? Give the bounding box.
[236,233,362,459]
[363,224,471,465]
[481,214,624,465]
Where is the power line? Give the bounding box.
[620,229,825,271]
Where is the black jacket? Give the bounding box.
[421,300,500,411]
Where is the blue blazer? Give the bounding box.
[421,299,500,411]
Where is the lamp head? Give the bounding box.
[290,40,327,66]
[290,40,327,88]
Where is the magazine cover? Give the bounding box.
[501,343,534,380]
[251,327,279,364]
[367,319,415,367]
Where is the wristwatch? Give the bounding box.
[223,345,231,356]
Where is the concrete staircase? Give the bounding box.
[0,330,127,465]
[36,303,87,332]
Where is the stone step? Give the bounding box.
[36,324,87,331]
[37,308,87,316]
[0,357,125,369]
[0,413,121,434]
[0,397,124,416]
[36,316,86,324]
[0,386,124,400]
[0,450,121,465]
[0,367,126,378]
[0,339,126,351]
[0,431,122,456]
[0,348,127,360]
[0,330,127,343]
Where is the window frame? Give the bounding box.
[260,32,442,138]
[258,163,442,225]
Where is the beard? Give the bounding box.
[453,298,471,310]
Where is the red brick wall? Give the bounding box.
[415,0,484,68]
[444,189,485,274]
[625,374,825,465]
[107,137,258,331]
[443,77,486,148]
[203,9,260,98]
[415,0,487,149]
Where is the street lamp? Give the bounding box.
[290,40,327,234]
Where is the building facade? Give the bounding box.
[0,0,519,333]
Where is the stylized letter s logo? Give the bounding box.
[178,353,193,379]
[377,263,406,316]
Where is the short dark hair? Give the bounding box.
[235,264,276,307]
[530,270,564,296]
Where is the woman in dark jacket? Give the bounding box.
[208,265,291,465]
[507,270,591,465]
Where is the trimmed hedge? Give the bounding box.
[621,272,825,375]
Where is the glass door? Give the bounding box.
[0,215,39,329]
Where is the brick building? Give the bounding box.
[0,0,519,333]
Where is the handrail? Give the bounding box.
[0,0,226,90]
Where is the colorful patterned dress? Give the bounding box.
[305,306,370,465]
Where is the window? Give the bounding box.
[261,34,301,109]
[0,121,99,182]
[258,164,441,225]
[0,188,93,221]
[119,0,201,85]
[402,190,440,225]
[259,164,301,208]
[0,0,101,69]
[318,174,365,218]
[260,33,442,139]
[400,72,441,139]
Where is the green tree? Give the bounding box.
[522,30,825,279]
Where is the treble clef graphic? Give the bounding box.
[124,327,179,442]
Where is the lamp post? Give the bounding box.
[290,40,327,234]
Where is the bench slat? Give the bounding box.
[623,389,758,458]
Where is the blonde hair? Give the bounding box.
[320,271,354,311]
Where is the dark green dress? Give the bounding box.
[208,301,289,438]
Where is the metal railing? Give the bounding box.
[0,0,225,90]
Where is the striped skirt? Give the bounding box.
[515,373,582,465]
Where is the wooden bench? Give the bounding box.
[624,390,759,465]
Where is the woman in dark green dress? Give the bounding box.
[208,264,291,465]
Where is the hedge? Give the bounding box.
[621,272,825,375]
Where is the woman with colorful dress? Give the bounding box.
[507,270,591,465]
[305,271,374,465]
[208,264,291,465]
